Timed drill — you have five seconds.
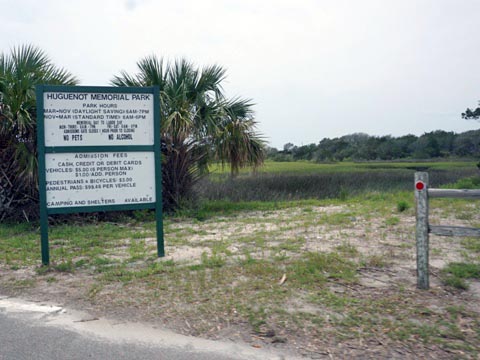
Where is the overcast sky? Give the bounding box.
[1,0,479,148]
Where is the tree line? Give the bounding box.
[268,129,480,162]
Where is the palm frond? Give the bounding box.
[197,64,226,99]
[111,55,265,208]
[0,44,77,218]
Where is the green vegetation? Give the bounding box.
[462,101,480,120]
[0,177,479,356]
[0,45,78,221]
[441,232,480,290]
[211,159,477,175]
[268,130,480,162]
[447,175,480,189]
[0,45,265,220]
[396,200,410,212]
[1,43,479,357]
[441,263,480,290]
[197,160,477,203]
[1,54,479,354]
[111,56,265,211]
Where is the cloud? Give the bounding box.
[1,0,479,147]
[125,0,149,11]
[125,0,137,10]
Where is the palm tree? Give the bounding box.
[0,45,77,220]
[112,56,265,210]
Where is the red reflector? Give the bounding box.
[415,181,425,191]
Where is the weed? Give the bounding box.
[128,239,148,261]
[319,212,356,226]
[461,238,480,253]
[456,212,473,221]
[273,238,304,252]
[442,275,469,290]
[338,187,349,201]
[93,257,114,266]
[241,305,268,333]
[91,257,117,273]
[288,252,357,286]
[8,279,36,288]
[443,262,480,279]
[242,259,277,278]
[445,305,467,317]
[88,284,104,299]
[35,265,51,275]
[363,254,388,268]
[241,251,257,265]
[335,242,359,257]
[308,290,359,309]
[385,216,400,226]
[441,262,480,290]
[132,209,155,222]
[75,259,88,268]
[397,200,410,212]
[54,261,74,273]
[200,251,226,268]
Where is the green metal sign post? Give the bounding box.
[36,85,163,265]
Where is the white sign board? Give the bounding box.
[45,152,156,208]
[43,92,154,146]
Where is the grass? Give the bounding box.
[385,216,401,226]
[446,175,480,189]
[431,175,480,290]
[462,237,480,253]
[198,161,478,203]
[289,252,358,285]
[0,161,479,357]
[397,200,410,212]
[441,262,480,290]
[1,204,478,356]
[210,160,478,176]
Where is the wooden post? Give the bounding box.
[415,172,429,289]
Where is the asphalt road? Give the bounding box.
[0,297,291,360]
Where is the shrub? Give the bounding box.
[449,176,480,189]
[397,200,410,212]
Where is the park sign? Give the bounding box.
[37,85,163,265]
[43,91,154,146]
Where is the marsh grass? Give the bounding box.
[210,160,477,176]
[197,166,477,202]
